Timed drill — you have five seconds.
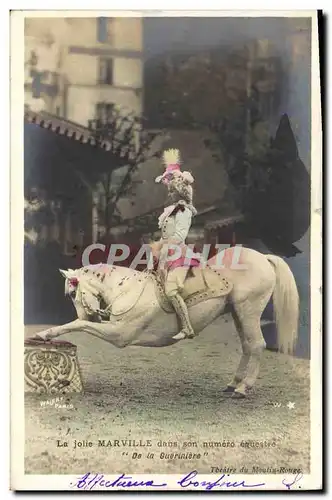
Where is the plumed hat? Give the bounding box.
[155,149,194,185]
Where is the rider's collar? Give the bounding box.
[158,201,197,228]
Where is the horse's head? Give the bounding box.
[59,269,78,297]
[59,268,102,318]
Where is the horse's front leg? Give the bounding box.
[33,319,87,341]
[31,319,134,349]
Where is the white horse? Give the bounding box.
[31,247,299,397]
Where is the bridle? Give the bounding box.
[68,277,105,318]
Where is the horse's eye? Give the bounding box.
[69,289,76,299]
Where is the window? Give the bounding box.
[98,58,113,85]
[96,103,115,124]
[97,17,114,44]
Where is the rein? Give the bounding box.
[74,280,104,317]
[70,268,157,321]
[92,269,156,320]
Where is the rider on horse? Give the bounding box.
[152,149,200,341]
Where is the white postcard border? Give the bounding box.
[10,9,322,491]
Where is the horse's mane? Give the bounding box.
[81,263,112,273]
[64,263,147,296]
[63,264,111,295]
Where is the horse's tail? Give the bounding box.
[266,255,299,355]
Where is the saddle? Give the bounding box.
[156,266,233,313]
[110,266,233,316]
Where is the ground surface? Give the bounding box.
[25,318,310,475]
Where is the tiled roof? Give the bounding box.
[109,200,244,234]
[205,214,245,230]
[24,108,113,151]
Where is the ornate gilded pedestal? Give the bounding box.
[24,339,83,394]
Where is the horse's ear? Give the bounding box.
[59,269,69,279]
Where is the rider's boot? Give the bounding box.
[170,293,196,340]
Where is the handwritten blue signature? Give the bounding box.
[71,470,303,491]
[71,471,265,491]
[71,472,167,490]
[282,473,303,490]
[177,471,265,490]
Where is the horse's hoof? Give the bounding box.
[232,391,247,399]
[25,335,47,344]
[222,386,236,395]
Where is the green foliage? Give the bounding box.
[147,46,281,216]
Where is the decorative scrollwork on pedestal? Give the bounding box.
[24,341,83,394]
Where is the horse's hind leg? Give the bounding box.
[230,291,272,397]
[233,315,265,397]
[223,307,250,394]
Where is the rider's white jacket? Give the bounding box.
[157,202,200,265]
[160,206,192,243]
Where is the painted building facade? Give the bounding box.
[24,17,143,125]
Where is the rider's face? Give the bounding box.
[162,172,175,185]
